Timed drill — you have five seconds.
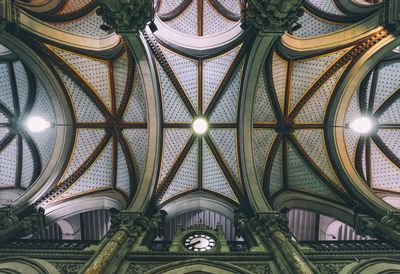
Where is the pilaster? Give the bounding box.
[237,212,319,274]
[0,0,17,30]
[81,210,163,274]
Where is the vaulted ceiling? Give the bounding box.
[0,0,398,224]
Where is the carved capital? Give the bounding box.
[246,0,304,32]
[0,0,17,30]
[356,213,400,243]
[110,210,149,242]
[250,213,291,238]
[97,0,154,33]
[355,214,379,238]
[0,208,19,230]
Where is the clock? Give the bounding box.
[183,233,216,252]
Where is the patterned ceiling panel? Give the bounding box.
[287,142,342,201]
[306,0,346,16]
[0,48,56,203]
[157,0,240,37]
[123,64,147,123]
[202,141,238,203]
[203,0,236,36]
[49,11,110,39]
[251,38,385,204]
[253,73,276,123]
[159,45,198,112]
[292,10,347,38]
[123,129,148,183]
[203,45,241,111]
[209,129,241,187]
[158,64,193,123]
[50,46,112,111]
[293,129,338,183]
[116,142,131,197]
[159,128,193,186]
[55,67,106,122]
[290,50,346,111]
[149,33,245,204]
[158,0,184,14]
[209,64,242,123]
[0,138,18,188]
[33,40,148,207]
[160,139,198,204]
[162,0,198,36]
[63,129,106,179]
[341,46,400,203]
[60,140,113,199]
[295,66,347,123]
[54,0,95,16]
[271,52,288,113]
[252,129,277,186]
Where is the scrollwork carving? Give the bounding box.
[97,0,154,32]
[246,0,304,32]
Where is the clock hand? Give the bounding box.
[188,240,201,247]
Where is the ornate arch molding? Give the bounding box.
[153,17,243,56]
[145,259,252,274]
[161,191,237,221]
[326,30,400,217]
[0,256,59,274]
[15,0,64,14]
[0,32,73,212]
[123,28,161,213]
[273,191,355,226]
[340,258,400,274]
[335,0,384,15]
[17,9,121,52]
[281,14,381,53]
[240,34,279,213]
[43,192,124,224]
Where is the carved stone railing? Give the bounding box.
[301,240,400,252]
[1,239,98,250]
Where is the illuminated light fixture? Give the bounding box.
[348,117,374,134]
[24,116,51,133]
[192,117,208,135]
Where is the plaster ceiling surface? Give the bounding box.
[0,43,56,206]
[3,0,397,218]
[156,0,240,37]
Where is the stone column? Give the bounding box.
[382,0,400,34]
[238,213,319,274]
[82,211,163,274]
[0,208,43,245]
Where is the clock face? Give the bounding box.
[183,233,216,252]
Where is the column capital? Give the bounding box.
[109,210,150,242]
[246,0,304,33]
[250,212,291,238]
[97,0,154,33]
[355,212,400,243]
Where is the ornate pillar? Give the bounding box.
[237,213,319,274]
[0,208,44,244]
[356,213,400,243]
[81,211,163,274]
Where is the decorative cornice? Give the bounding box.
[97,0,154,33]
[246,0,304,33]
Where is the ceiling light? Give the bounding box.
[192,117,208,135]
[24,116,51,133]
[348,117,374,134]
